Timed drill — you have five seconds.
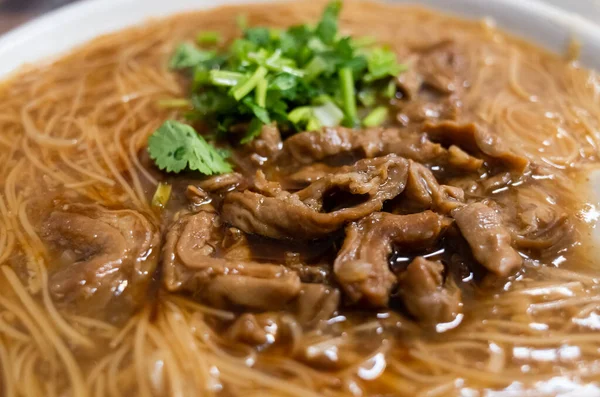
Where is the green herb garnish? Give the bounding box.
[150,0,406,175]
[148,120,232,175]
[171,0,404,136]
[151,182,172,209]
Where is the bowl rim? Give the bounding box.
[0,0,599,77]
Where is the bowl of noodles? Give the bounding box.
[1,1,600,396]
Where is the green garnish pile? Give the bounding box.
[148,0,406,175]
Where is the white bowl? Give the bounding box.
[0,0,599,79]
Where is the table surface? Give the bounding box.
[0,0,599,34]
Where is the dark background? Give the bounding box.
[0,0,79,33]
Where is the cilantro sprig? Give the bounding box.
[148,0,406,175]
[148,120,231,175]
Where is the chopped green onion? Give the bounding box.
[197,31,221,45]
[312,94,336,106]
[157,98,192,109]
[288,106,313,124]
[152,182,172,209]
[339,67,358,127]
[362,106,389,127]
[358,89,376,107]
[209,70,245,87]
[306,116,321,131]
[384,80,397,99]
[304,56,329,81]
[255,78,268,108]
[313,101,344,127]
[232,66,268,101]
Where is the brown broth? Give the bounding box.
[0,1,600,396]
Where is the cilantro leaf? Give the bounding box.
[148,120,232,175]
[316,0,342,45]
[364,47,406,82]
[244,27,271,47]
[169,43,216,70]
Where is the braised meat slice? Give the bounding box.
[334,211,451,307]
[397,257,462,325]
[202,265,301,309]
[196,172,246,193]
[295,283,340,327]
[395,55,423,100]
[245,124,283,160]
[282,126,357,165]
[42,204,159,319]
[404,161,465,214]
[282,126,482,173]
[396,95,462,126]
[282,126,446,165]
[424,121,529,172]
[227,313,281,346]
[227,284,339,346]
[417,41,469,94]
[287,163,339,187]
[452,203,523,277]
[223,155,409,239]
[162,211,301,310]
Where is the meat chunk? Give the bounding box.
[447,145,484,171]
[202,266,301,309]
[281,126,481,173]
[499,186,573,252]
[282,127,447,165]
[196,172,246,193]
[42,204,159,320]
[227,284,339,346]
[223,155,409,239]
[245,124,282,160]
[295,284,340,327]
[424,121,529,172]
[227,313,279,346]
[282,126,356,165]
[396,95,461,125]
[334,211,451,307]
[404,161,464,214]
[452,203,523,277]
[395,56,423,100]
[287,163,339,187]
[417,41,468,94]
[397,257,462,325]
[162,211,301,310]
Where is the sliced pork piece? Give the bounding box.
[245,124,282,159]
[282,126,447,165]
[295,283,340,327]
[404,161,465,214]
[396,95,462,125]
[397,257,462,325]
[162,211,301,310]
[417,40,469,94]
[395,55,423,100]
[334,211,451,307]
[196,172,246,193]
[424,121,529,172]
[227,284,339,346]
[227,313,280,346]
[42,204,159,320]
[223,155,409,239]
[281,126,482,173]
[452,202,523,277]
